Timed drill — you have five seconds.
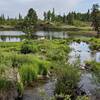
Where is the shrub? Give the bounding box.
[21,40,38,54]
[55,64,80,97]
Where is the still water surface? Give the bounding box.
[0,31,25,42]
[0,31,84,42]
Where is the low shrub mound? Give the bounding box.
[21,40,38,54]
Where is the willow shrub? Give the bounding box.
[55,64,80,97]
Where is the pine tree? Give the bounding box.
[47,10,51,21]
[25,8,38,25]
[19,13,22,21]
[44,12,47,21]
[51,8,55,22]
[67,12,74,25]
[91,4,100,37]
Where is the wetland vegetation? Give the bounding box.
[0,3,100,100]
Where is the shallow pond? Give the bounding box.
[0,31,25,42]
[0,31,90,42]
[0,31,25,36]
[23,79,55,100]
[69,42,100,65]
[69,41,100,99]
[33,31,69,39]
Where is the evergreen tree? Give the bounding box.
[47,10,51,21]
[91,4,100,36]
[44,12,47,21]
[51,8,55,22]
[62,13,67,23]
[67,12,74,25]
[19,13,22,21]
[87,9,91,21]
[25,8,38,25]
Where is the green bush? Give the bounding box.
[55,64,80,97]
[21,40,38,54]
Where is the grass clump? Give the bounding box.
[19,64,37,84]
[0,78,14,90]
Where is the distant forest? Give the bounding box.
[0,4,99,35]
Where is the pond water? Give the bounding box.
[69,41,100,99]
[0,31,89,42]
[23,80,55,100]
[0,37,23,42]
[0,31,25,42]
[0,31,25,36]
[69,42,100,65]
[33,31,69,39]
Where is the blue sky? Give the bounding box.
[0,0,99,18]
